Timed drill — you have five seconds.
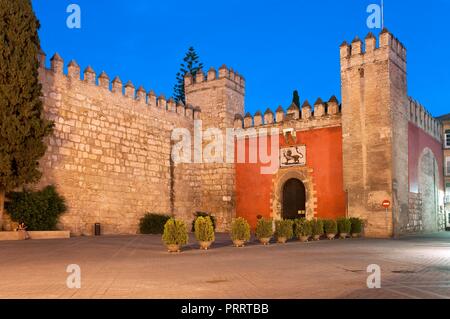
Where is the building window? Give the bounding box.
[446,183,450,204]
[446,130,450,148]
[447,157,450,176]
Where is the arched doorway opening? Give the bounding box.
[282,178,306,220]
[418,148,440,232]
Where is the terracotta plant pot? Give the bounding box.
[313,235,321,241]
[277,237,287,244]
[259,237,271,245]
[233,239,245,247]
[17,230,27,241]
[339,233,348,239]
[351,233,360,238]
[166,244,181,253]
[326,233,336,240]
[199,241,212,250]
[299,236,309,242]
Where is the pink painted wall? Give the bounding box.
[408,122,444,193]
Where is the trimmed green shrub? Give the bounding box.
[230,217,251,242]
[139,213,171,234]
[191,211,216,232]
[350,217,363,234]
[323,219,337,234]
[275,219,294,240]
[5,185,66,231]
[255,218,273,239]
[162,218,189,246]
[337,217,352,234]
[311,219,324,236]
[294,218,312,238]
[194,216,215,242]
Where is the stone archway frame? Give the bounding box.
[270,167,317,221]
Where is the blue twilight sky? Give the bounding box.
[32,0,449,117]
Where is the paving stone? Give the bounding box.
[0,232,448,298]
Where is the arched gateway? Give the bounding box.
[418,148,440,232]
[282,179,306,219]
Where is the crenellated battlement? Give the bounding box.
[408,97,442,141]
[233,95,341,130]
[38,51,200,121]
[184,65,245,96]
[340,29,407,72]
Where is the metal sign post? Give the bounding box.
[381,199,391,230]
[382,200,391,213]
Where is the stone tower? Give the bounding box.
[184,66,245,231]
[340,29,409,238]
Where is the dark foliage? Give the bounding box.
[5,185,66,231]
[173,47,203,104]
[139,213,171,234]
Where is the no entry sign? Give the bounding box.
[382,200,391,209]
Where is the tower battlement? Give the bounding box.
[340,29,406,73]
[184,65,245,96]
[408,97,442,141]
[39,51,200,120]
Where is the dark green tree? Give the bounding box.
[0,0,54,227]
[292,90,300,107]
[173,47,204,104]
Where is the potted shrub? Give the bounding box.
[194,216,215,250]
[337,217,352,239]
[294,218,312,242]
[230,217,251,247]
[255,218,273,245]
[274,219,294,244]
[191,211,216,232]
[323,219,337,240]
[311,219,324,241]
[162,218,189,253]
[350,217,363,238]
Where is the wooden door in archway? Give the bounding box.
[282,178,306,219]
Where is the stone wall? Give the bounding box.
[403,192,423,233]
[405,193,446,234]
[35,53,200,235]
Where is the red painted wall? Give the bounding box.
[408,123,444,193]
[235,126,346,228]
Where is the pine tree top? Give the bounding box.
[173,46,204,104]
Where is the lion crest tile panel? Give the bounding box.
[280,146,306,167]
